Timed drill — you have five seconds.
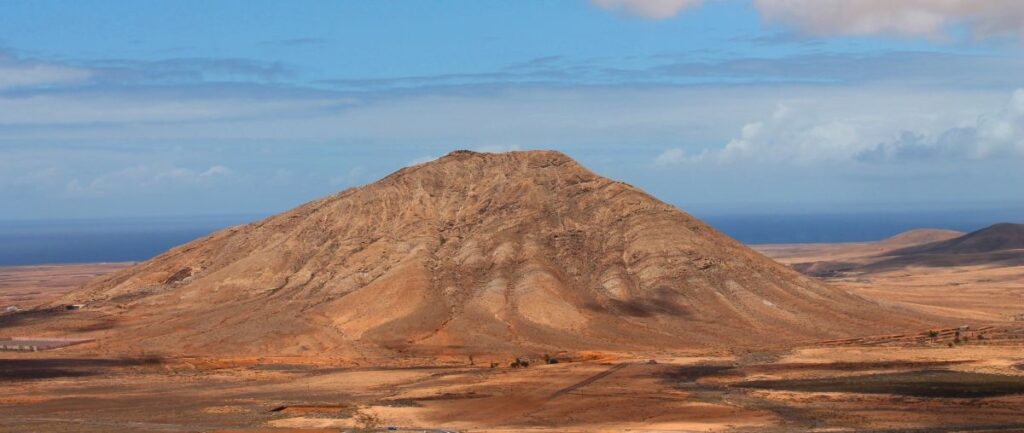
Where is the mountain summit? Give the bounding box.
[48,150,924,357]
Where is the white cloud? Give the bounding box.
[200,165,232,177]
[655,148,687,165]
[18,167,61,183]
[715,104,864,163]
[0,57,93,89]
[65,164,232,197]
[0,50,1019,143]
[3,84,1000,154]
[754,0,1024,39]
[0,92,346,126]
[589,0,703,19]
[657,88,1024,166]
[860,89,1024,161]
[658,103,872,165]
[592,0,1024,40]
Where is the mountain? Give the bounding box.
[8,151,930,358]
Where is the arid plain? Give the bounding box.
[3,236,1023,433]
[2,152,1023,433]
[3,242,1024,432]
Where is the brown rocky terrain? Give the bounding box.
[4,150,934,359]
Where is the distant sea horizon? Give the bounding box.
[1,209,1021,266]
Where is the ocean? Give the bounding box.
[0,210,1020,266]
[0,215,256,266]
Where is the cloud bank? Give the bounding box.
[657,88,1024,166]
[754,0,1024,39]
[590,0,703,19]
[859,89,1024,161]
[594,0,1024,40]
[65,164,233,197]
[0,56,93,89]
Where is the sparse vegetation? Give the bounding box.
[543,354,558,364]
[510,358,529,368]
[352,408,382,431]
[927,330,939,338]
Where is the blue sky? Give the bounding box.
[2,0,1023,220]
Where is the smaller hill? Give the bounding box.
[886,223,1024,257]
[755,228,964,267]
[855,223,1024,271]
[770,224,1023,277]
[878,229,964,248]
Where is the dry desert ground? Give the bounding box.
[1,249,1023,433]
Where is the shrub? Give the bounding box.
[353,408,382,431]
